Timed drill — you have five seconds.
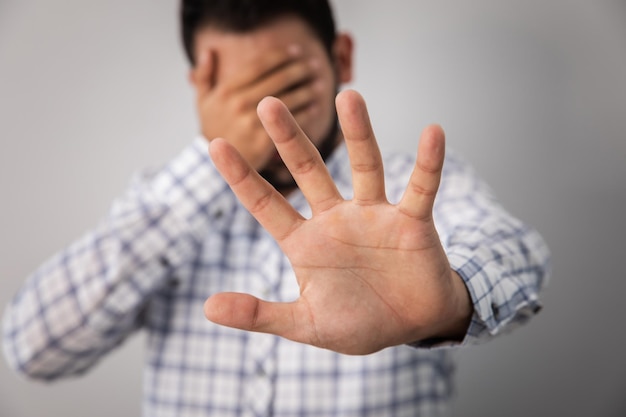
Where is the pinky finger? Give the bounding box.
[397,125,446,221]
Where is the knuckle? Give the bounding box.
[242,113,259,130]
[230,96,251,114]
[409,180,437,198]
[293,156,318,175]
[249,191,274,214]
[416,159,441,175]
[351,161,382,174]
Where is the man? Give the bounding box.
[3,1,550,416]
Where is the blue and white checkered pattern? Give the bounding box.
[3,138,550,416]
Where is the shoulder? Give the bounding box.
[114,137,229,215]
[133,137,212,185]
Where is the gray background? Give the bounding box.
[1,0,625,416]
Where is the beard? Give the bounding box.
[258,113,340,194]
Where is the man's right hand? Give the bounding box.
[191,46,323,171]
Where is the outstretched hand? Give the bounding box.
[205,90,472,355]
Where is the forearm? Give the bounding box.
[435,151,550,345]
[2,138,223,379]
[2,214,183,379]
[447,217,550,344]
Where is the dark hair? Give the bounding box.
[180,0,337,65]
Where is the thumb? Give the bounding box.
[204,292,298,337]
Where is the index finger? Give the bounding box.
[209,138,304,241]
[257,97,343,214]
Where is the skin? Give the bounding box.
[190,16,472,354]
[190,16,353,191]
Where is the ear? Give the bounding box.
[188,50,217,91]
[333,32,354,84]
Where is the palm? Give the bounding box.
[205,90,470,354]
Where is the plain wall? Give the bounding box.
[1,1,625,416]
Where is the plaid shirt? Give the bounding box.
[3,138,550,416]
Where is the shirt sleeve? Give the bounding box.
[429,150,551,347]
[2,138,229,380]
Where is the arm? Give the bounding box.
[1,140,224,380]
[203,89,549,354]
[428,149,550,346]
[2,44,325,379]
[204,90,476,354]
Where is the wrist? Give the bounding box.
[444,270,473,341]
[420,270,473,345]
